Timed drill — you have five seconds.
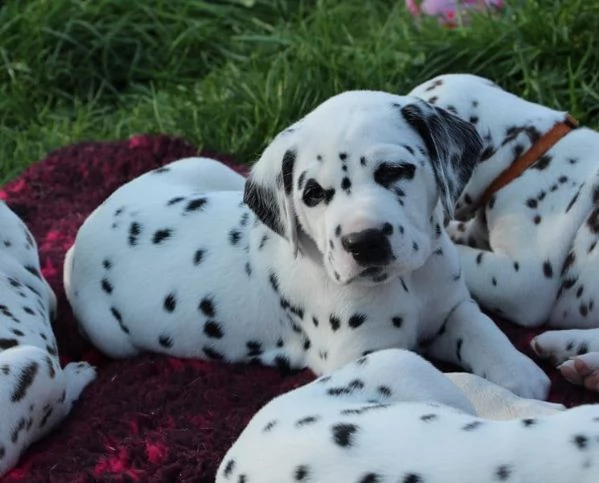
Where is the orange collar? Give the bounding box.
[477,114,578,208]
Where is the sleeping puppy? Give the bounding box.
[217,350,581,483]
[64,90,548,399]
[409,73,599,391]
[0,201,95,477]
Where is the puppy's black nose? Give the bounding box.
[341,229,392,266]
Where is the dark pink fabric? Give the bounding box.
[1,134,596,482]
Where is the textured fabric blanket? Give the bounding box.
[2,135,598,483]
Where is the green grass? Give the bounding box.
[1,0,598,183]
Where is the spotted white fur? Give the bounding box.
[217,349,599,483]
[0,201,95,477]
[65,92,548,399]
[409,74,599,391]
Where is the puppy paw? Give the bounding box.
[63,361,97,405]
[485,353,550,400]
[531,329,599,365]
[557,352,599,392]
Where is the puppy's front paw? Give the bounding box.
[485,353,550,400]
[63,361,97,405]
[531,329,599,365]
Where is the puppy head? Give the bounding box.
[244,91,482,286]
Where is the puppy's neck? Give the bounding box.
[453,95,568,219]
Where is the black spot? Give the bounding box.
[11,329,24,337]
[158,335,173,348]
[533,215,542,224]
[245,262,252,276]
[413,241,419,251]
[480,145,495,161]
[128,222,142,245]
[263,420,278,432]
[269,272,280,292]
[403,474,423,483]
[101,279,113,294]
[495,464,512,480]
[420,413,438,422]
[578,342,589,355]
[259,233,269,250]
[202,346,224,360]
[360,156,367,166]
[377,386,392,397]
[331,423,358,447]
[462,421,483,431]
[110,307,129,334]
[229,229,242,245]
[476,252,484,264]
[274,355,292,374]
[543,260,554,278]
[312,316,319,327]
[102,259,112,269]
[25,265,41,279]
[294,465,310,481]
[246,340,262,357]
[532,154,552,170]
[573,434,589,450]
[580,305,589,318]
[185,197,208,212]
[392,316,403,328]
[167,196,185,206]
[358,473,381,483]
[193,249,205,265]
[223,459,235,478]
[199,297,216,317]
[163,293,177,312]
[522,418,537,427]
[152,229,172,244]
[526,198,538,209]
[22,306,35,315]
[469,116,479,124]
[562,251,576,275]
[348,313,366,329]
[329,314,341,331]
[341,177,352,192]
[11,362,38,402]
[204,321,224,339]
[339,152,347,161]
[492,276,497,286]
[296,416,319,427]
[566,191,580,213]
[335,225,341,237]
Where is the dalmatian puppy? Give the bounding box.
[217,349,594,483]
[409,74,599,391]
[0,201,96,477]
[64,91,549,399]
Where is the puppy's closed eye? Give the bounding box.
[374,162,416,188]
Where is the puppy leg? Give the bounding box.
[424,299,550,399]
[549,212,599,328]
[454,245,557,327]
[309,349,476,414]
[0,346,96,477]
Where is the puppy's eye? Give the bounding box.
[374,162,416,188]
[302,179,326,207]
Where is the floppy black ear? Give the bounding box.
[401,99,483,216]
[243,130,299,252]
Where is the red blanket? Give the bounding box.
[2,135,597,483]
